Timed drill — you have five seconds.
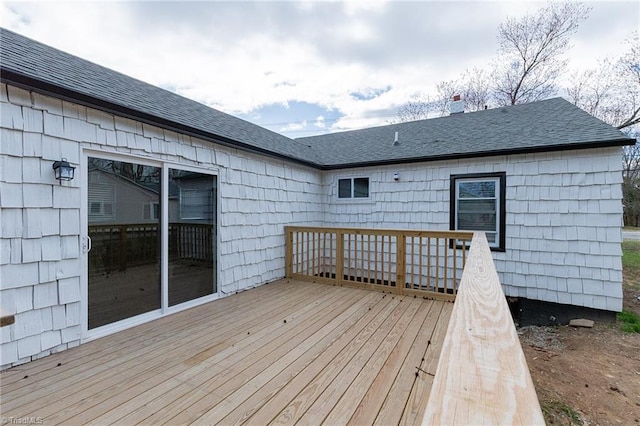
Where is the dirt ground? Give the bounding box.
[520,284,640,425]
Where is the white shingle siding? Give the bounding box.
[0,82,625,369]
[322,147,624,312]
[33,281,58,309]
[0,84,324,368]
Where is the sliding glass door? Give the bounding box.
[86,156,217,330]
[168,169,217,306]
[87,157,161,329]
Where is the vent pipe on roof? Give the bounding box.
[450,94,464,114]
[393,131,399,146]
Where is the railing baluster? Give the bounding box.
[453,238,457,294]
[305,231,309,276]
[382,235,386,286]
[337,230,344,284]
[360,234,365,282]
[283,226,472,301]
[320,232,323,277]
[435,237,440,293]
[374,235,379,284]
[419,237,424,290]
[330,232,334,278]
[444,237,449,293]
[354,234,358,282]
[427,237,431,291]
[295,231,299,274]
[410,236,415,289]
[368,234,371,283]
[397,233,406,290]
[314,231,318,277]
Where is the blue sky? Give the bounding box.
[1,1,638,138]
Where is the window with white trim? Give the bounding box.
[88,182,115,222]
[180,189,214,220]
[338,177,369,199]
[450,172,506,251]
[143,201,160,220]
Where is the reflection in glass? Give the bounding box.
[338,179,351,198]
[87,157,161,329]
[457,179,498,244]
[458,181,496,198]
[168,169,217,306]
[353,178,369,198]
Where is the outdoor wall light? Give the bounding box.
[393,172,400,181]
[52,158,75,183]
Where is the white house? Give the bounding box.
[0,29,634,369]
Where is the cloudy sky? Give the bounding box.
[1,1,638,137]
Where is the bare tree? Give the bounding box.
[623,137,640,227]
[492,1,590,106]
[567,33,640,130]
[434,80,458,116]
[565,32,640,225]
[460,68,492,112]
[395,70,491,122]
[397,1,590,121]
[565,60,616,117]
[395,96,432,122]
[615,32,640,130]
[434,70,491,114]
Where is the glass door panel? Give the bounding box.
[87,157,161,329]
[168,169,217,306]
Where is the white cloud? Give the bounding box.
[314,116,326,129]
[2,0,637,135]
[280,120,308,132]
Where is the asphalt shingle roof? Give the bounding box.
[298,98,634,168]
[1,28,633,170]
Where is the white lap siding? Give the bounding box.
[0,83,323,369]
[322,148,624,312]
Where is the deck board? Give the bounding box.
[0,280,451,425]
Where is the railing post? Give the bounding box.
[396,233,406,291]
[285,227,293,278]
[336,230,344,285]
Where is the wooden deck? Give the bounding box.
[0,279,451,425]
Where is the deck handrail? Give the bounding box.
[422,232,544,425]
[285,226,474,301]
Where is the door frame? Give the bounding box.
[80,148,221,342]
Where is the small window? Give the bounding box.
[88,182,115,222]
[450,172,506,251]
[143,202,160,220]
[180,189,213,220]
[338,179,352,198]
[90,202,101,214]
[338,177,369,199]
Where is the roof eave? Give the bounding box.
[0,68,322,170]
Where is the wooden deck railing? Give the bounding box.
[422,232,544,425]
[284,226,473,301]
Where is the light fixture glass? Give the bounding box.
[52,158,75,182]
